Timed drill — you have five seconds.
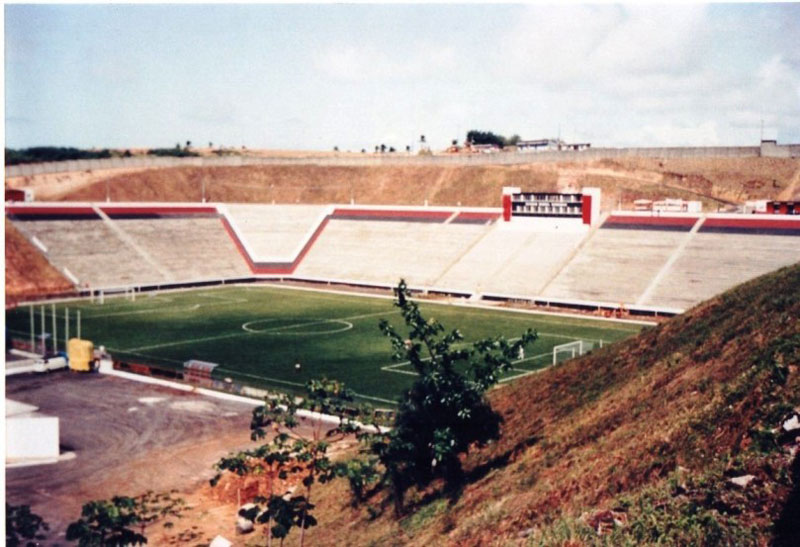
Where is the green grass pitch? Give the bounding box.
[6,285,644,404]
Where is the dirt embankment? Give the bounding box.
[5,219,74,305]
[7,156,797,209]
[7,167,152,201]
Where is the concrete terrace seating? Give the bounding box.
[641,232,800,309]
[435,224,586,296]
[293,219,491,287]
[115,218,251,281]
[481,231,587,296]
[542,228,686,305]
[434,225,530,291]
[224,205,328,260]
[13,220,164,288]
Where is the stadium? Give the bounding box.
[5,147,800,544]
[5,4,800,545]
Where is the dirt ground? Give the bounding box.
[5,370,352,546]
[5,219,74,304]
[5,372,267,545]
[6,167,151,201]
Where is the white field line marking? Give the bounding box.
[82,295,249,319]
[215,368,397,405]
[499,367,549,383]
[122,310,398,352]
[243,319,354,335]
[381,350,552,378]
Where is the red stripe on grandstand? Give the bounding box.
[331,208,451,220]
[289,216,329,271]
[220,217,258,271]
[454,212,501,221]
[6,206,97,216]
[605,215,698,227]
[220,214,330,275]
[702,218,800,230]
[100,206,218,215]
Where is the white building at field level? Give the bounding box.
[6,399,60,464]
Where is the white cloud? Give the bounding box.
[490,4,800,146]
[314,43,456,82]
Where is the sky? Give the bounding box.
[4,3,800,151]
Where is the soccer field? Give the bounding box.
[6,285,645,403]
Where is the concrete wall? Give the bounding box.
[760,141,800,158]
[8,143,798,178]
[6,415,60,461]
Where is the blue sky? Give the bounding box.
[5,3,800,151]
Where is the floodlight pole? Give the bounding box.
[40,306,45,354]
[77,310,81,340]
[66,308,70,344]
[29,305,34,351]
[52,304,57,353]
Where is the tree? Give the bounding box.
[212,379,366,547]
[6,504,49,547]
[66,497,147,546]
[65,492,184,547]
[466,130,506,148]
[369,280,537,514]
[334,457,381,506]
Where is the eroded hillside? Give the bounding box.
[5,219,75,305]
[8,156,799,210]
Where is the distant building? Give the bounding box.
[516,139,591,152]
[743,200,769,214]
[766,201,799,215]
[636,198,702,213]
[470,143,501,154]
[5,188,34,202]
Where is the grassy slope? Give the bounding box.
[307,263,800,546]
[5,219,74,304]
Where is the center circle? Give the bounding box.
[242,318,353,335]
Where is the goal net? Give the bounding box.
[552,339,601,365]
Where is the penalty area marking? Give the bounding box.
[381,350,553,378]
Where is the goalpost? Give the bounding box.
[552,339,602,365]
[90,286,136,304]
